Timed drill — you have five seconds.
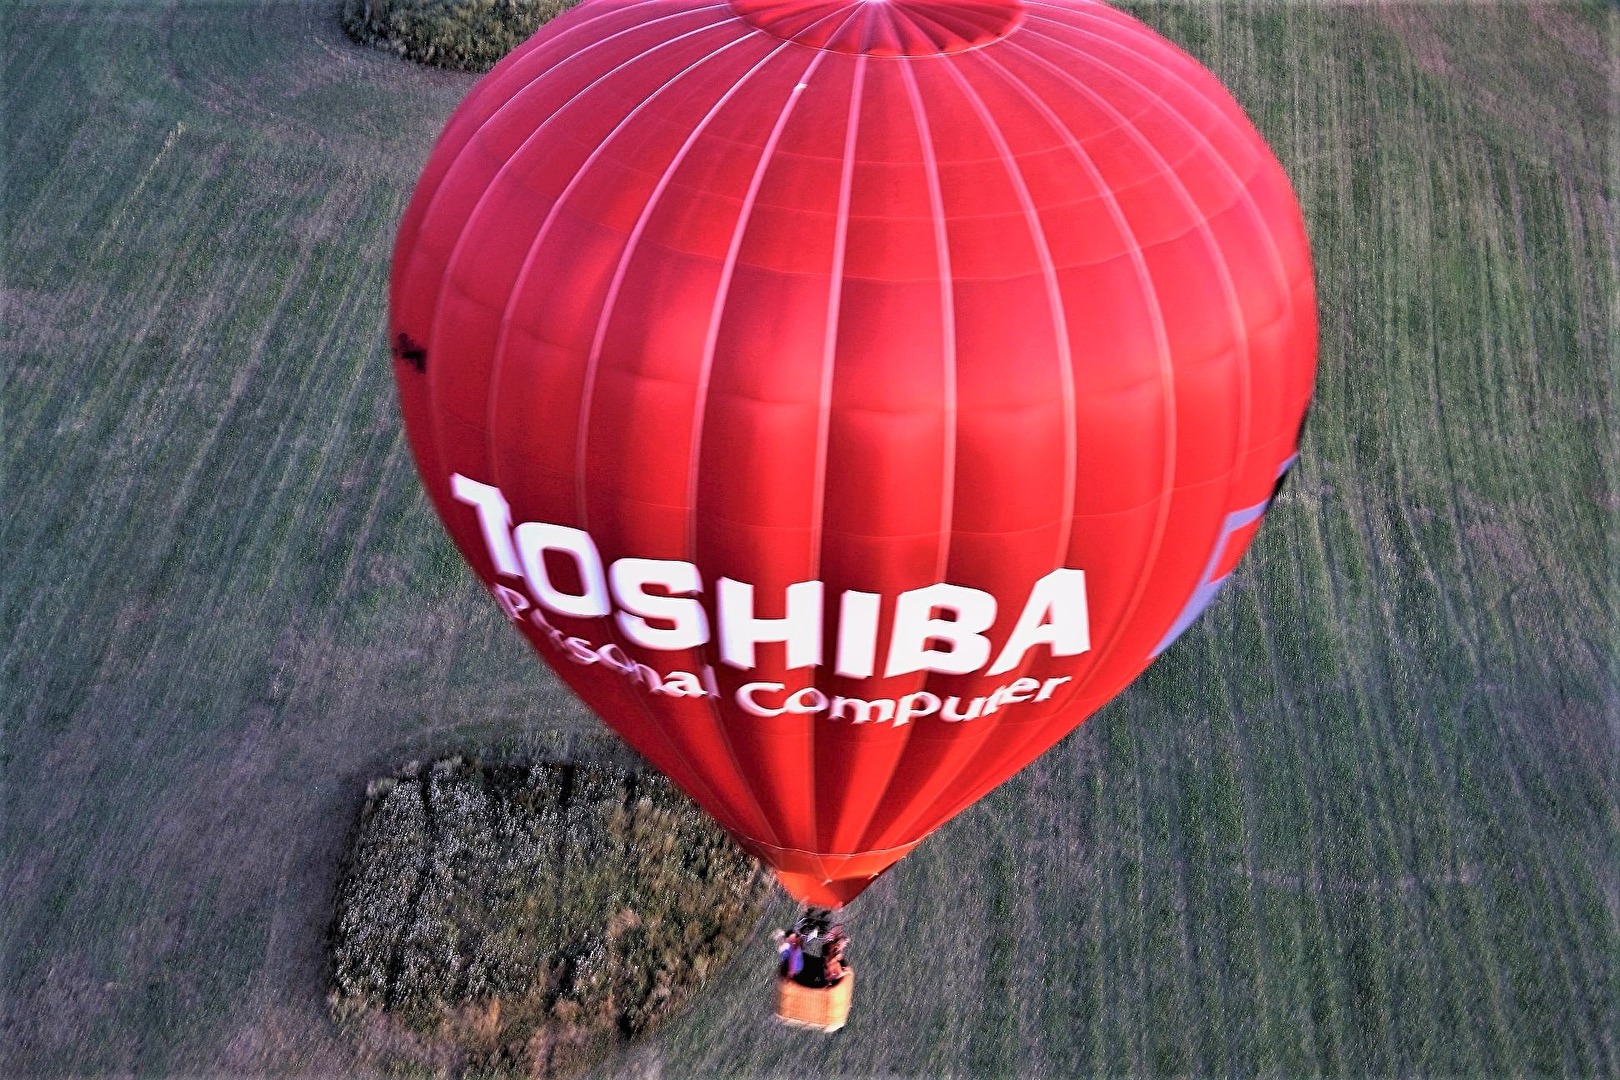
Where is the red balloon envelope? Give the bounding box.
[391,0,1316,907]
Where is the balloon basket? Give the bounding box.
[775,969,854,1033]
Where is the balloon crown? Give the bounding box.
[729,0,1024,56]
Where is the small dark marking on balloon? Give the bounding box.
[394,333,427,372]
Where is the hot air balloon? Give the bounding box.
[389,0,1316,1023]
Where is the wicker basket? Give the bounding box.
[775,969,855,1032]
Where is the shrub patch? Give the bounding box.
[328,757,771,1077]
[339,0,580,71]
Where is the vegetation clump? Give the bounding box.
[328,757,771,1077]
[339,0,580,72]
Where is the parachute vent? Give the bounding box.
[729,0,1024,56]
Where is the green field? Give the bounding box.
[3,1,1614,1075]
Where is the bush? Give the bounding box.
[339,0,581,72]
[328,757,772,1077]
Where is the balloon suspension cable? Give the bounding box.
[796,906,836,934]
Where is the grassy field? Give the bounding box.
[3,1,1614,1076]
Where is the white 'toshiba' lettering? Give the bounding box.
[451,473,1090,680]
